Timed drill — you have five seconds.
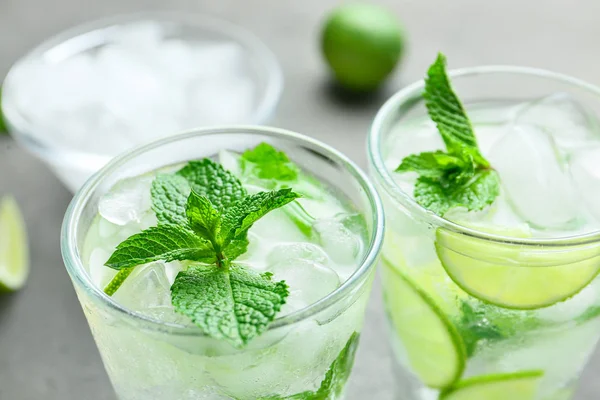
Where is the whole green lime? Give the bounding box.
[321,4,405,91]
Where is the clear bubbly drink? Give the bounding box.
[62,128,383,400]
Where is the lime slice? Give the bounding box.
[383,262,466,388]
[0,196,29,292]
[436,228,600,309]
[440,370,544,400]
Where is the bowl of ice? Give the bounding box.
[1,12,283,192]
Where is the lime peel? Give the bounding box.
[383,261,466,388]
[440,370,544,400]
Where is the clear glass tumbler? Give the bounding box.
[368,67,600,400]
[61,126,384,400]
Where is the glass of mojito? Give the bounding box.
[368,54,600,400]
[61,126,383,400]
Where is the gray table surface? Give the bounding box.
[1,0,600,399]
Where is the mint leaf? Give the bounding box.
[414,169,500,215]
[186,190,222,242]
[396,151,467,179]
[225,234,250,260]
[396,53,500,215]
[455,302,504,357]
[177,159,246,211]
[223,189,300,242]
[312,332,360,399]
[105,225,215,270]
[171,264,288,347]
[241,142,299,181]
[424,54,483,162]
[151,174,190,225]
[259,333,360,400]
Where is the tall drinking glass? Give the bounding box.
[368,67,600,400]
[62,126,384,400]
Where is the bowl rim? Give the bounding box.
[1,11,284,166]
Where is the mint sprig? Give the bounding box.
[103,157,299,346]
[260,332,360,400]
[396,53,500,215]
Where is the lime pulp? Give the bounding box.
[435,227,600,309]
[0,196,29,292]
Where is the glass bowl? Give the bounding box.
[2,12,283,192]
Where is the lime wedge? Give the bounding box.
[0,196,29,292]
[383,261,466,388]
[0,86,8,134]
[436,228,600,309]
[440,370,544,400]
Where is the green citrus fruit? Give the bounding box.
[321,4,405,91]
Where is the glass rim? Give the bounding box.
[368,65,600,247]
[2,11,284,165]
[61,125,385,335]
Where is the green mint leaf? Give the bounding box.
[171,264,289,347]
[222,189,301,242]
[241,142,299,181]
[455,302,504,358]
[105,225,215,270]
[414,169,500,215]
[177,159,246,211]
[225,234,250,261]
[424,53,484,162]
[259,333,360,400]
[151,174,190,225]
[395,151,467,179]
[186,190,222,242]
[312,332,360,399]
[395,53,501,216]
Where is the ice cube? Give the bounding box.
[514,93,600,152]
[266,242,330,266]
[186,76,254,125]
[99,175,153,225]
[268,259,340,315]
[190,43,246,78]
[218,150,241,176]
[487,124,579,229]
[88,248,116,288]
[385,120,444,171]
[96,44,186,131]
[250,209,308,243]
[114,262,171,312]
[537,281,599,323]
[570,147,600,222]
[115,21,164,48]
[312,216,362,265]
